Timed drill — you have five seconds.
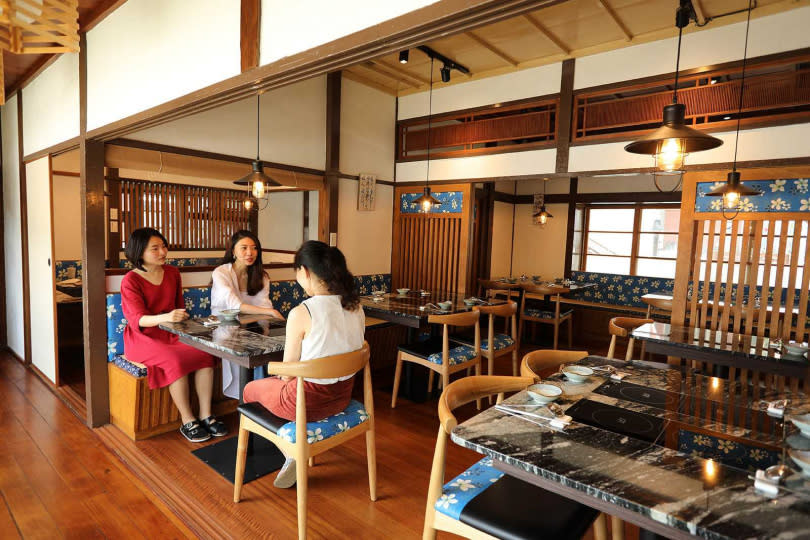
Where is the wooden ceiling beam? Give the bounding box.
[376,59,430,85]
[596,0,633,42]
[365,60,422,87]
[692,0,707,26]
[523,13,570,55]
[465,30,519,66]
[342,70,398,95]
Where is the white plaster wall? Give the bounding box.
[87,0,240,131]
[511,203,568,280]
[569,123,810,173]
[398,63,562,120]
[490,201,514,278]
[396,148,556,182]
[575,7,810,90]
[341,78,395,180]
[52,175,82,260]
[22,54,79,156]
[260,0,438,65]
[128,76,326,169]
[258,191,305,252]
[2,96,24,358]
[337,178,392,275]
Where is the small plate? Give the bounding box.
[527,383,562,404]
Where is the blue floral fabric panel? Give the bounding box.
[112,355,148,378]
[695,178,810,213]
[569,272,674,309]
[183,287,212,318]
[435,457,503,520]
[106,293,126,362]
[400,191,463,214]
[55,260,83,280]
[119,257,223,269]
[524,308,573,319]
[276,400,369,443]
[355,274,392,295]
[677,430,779,472]
[481,334,515,351]
[427,345,477,366]
[269,280,307,317]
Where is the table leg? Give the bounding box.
[237,365,254,454]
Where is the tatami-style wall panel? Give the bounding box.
[87,0,241,131]
[2,96,24,358]
[22,53,79,156]
[260,0,438,66]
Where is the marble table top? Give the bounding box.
[160,315,286,358]
[360,291,506,328]
[452,356,810,539]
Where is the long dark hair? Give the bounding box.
[125,227,168,271]
[222,230,267,296]
[294,241,359,310]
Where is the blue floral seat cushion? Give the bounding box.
[427,345,477,366]
[276,400,369,443]
[435,457,503,520]
[482,334,515,351]
[112,355,148,378]
[524,308,573,319]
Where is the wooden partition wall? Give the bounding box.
[391,183,474,295]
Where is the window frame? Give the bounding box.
[576,202,680,277]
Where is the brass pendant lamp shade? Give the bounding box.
[234,93,280,209]
[705,0,761,219]
[415,186,441,213]
[624,0,722,178]
[532,205,553,225]
[418,57,441,213]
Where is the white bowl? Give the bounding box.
[562,365,593,383]
[791,413,810,438]
[220,309,239,321]
[784,342,809,358]
[396,288,411,295]
[527,383,562,404]
[438,301,453,311]
[789,449,810,477]
[372,289,386,297]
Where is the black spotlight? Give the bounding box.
[399,50,409,64]
[440,64,451,83]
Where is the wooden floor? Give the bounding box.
[1,345,641,539]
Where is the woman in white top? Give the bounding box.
[242,240,365,488]
[211,230,283,398]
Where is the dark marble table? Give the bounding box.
[360,291,505,329]
[452,356,810,540]
[633,322,810,379]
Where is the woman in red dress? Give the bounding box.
[120,227,227,443]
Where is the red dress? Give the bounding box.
[120,265,215,389]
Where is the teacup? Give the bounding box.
[527,383,562,404]
[437,301,453,311]
[562,365,593,383]
[396,288,411,295]
[372,289,386,297]
[463,298,477,306]
[219,309,239,321]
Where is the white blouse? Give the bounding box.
[299,295,365,385]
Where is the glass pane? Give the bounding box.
[573,231,583,253]
[637,233,678,258]
[586,232,633,256]
[636,258,676,279]
[574,207,585,231]
[585,255,630,274]
[571,253,581,271]
[640,207,680,233]
[588,208,634,232]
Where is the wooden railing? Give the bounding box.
[574,57,810,142]
[397,98,557,161]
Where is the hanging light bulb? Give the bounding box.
[251,175,266,199]
[244,197,255,211]
[705,0,761,220]
[625,0,722,190]
[415,186,441,213]
[532,179,553,226]
[417,57,440,214]
[234,93,280,210]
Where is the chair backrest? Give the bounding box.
[438,375,534,434]
[475,301,518,343]
[607,317,652,361]
[520,350,589,380]
[269,341,371,380]
[478,279,522,301]
[428,310,480,327]
[520,283,570,296]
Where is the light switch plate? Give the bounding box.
[329,233,337,246]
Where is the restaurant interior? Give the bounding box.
[3,0,810,538]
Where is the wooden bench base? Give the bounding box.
[108,363,237,441]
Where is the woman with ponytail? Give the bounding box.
[242,240,364,488]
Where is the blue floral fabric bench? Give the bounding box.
[56,260,83,280]
[569,271,674,310]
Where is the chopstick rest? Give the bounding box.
[610,372,630,381]
[754,469,779,496]
[550,415,573,429]
[765,400,787,418]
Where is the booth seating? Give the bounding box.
[105,274,391,441]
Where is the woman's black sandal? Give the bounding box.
[200,416,228,437]
[180,420,211,443]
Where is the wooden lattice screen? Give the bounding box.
[119,179,250,250]
[391,184,474,294]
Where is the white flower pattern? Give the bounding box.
[771,179,787,192]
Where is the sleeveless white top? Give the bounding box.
[300,295,365,384]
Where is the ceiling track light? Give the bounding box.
[440,64,451,83]
[399,50,409,64]
[416,45,469,83]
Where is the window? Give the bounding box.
[576,204,680,278]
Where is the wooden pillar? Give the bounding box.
[18,93,31,365]
[106,168,120,268]
[0,99,5,346]
[555,58,575,174]
[563,177,578,277]
[240,0,261,72]
[320,71,341,245]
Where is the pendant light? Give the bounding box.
[533,179,553,226]
[234,93,281,210]
[706,0,761,220]
[414,57,441,213]
[624,0,723,191]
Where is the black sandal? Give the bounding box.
[200,416,228,437]
[180,421,211,443]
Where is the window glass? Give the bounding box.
[637,233,678,258]
[585,255,630,274]
[588,208,634,232]
[586,232,633,256]
[640,208,680,233]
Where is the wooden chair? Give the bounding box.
[519,283,573,350]
[392,311,482,408]
[423,375,604,540]
[233,342,376,540]
[520,349,589,380]
[478,278,522,303]
[607,317,653,362]
[451,301,519,377]
[641,294,672,359]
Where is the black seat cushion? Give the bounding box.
[237,402,288,434]
[397,336,445,359]
[459,474,599,540]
